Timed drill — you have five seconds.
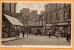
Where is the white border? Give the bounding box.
[1,1,73,48]
[1,45,72,48]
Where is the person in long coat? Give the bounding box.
[22,28,25,38]
[48,30,51,38]
[16,30,20,38]
[66,31,71,43]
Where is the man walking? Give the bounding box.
[22,31,25,37]
[48,30,51,38]
[16,30,20,38]
[26,32,29,38]
[66,31,71,43]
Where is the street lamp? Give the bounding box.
[44,12,48,35]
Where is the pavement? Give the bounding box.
[2,33,24,42]
[2,34,71,46]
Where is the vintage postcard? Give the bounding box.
[0,0,74,49]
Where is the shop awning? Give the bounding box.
[4,14,24,26]
[53,19,71,23]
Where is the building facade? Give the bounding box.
[2,3,23,38]
[2,3,16,15]
[20,8,30,26]
[44,3,71,36]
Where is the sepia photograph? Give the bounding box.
[1,2,71,47]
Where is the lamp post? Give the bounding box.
[44,4,52,36]
[44,12,48,35]
[64,3,67,20]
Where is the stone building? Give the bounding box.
[2,3,23,38]
[2,3,17,15]
[20,8,30,26]
[30,10,38,20]
[20,8,30,17]
[44,3,71,35]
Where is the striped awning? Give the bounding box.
[4,14,24,26]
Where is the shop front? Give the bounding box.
[31,26,43,36]
[52,20,71,37]
[2,14,24,38]
[43,24,52,36]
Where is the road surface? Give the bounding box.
[2,35,71,46]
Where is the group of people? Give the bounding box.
[48,29,71,43]
[15,28,71,43]
[16,30,29,38]
[55,30,64,38]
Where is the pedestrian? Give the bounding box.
[48,30,51,38]
[59,29,64,38]
[66,32,71,43]
[35,30,37,36]
[26,33,29,38]
[22,31,25,38]
[16,30,20,38]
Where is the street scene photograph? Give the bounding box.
[2,2,71,47]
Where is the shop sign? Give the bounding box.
[59,22,68,25]
[46,24,52,26]
[47,27,51,28]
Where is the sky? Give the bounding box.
[16,3,48,14]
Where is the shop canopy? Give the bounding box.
[4,14,24,26]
